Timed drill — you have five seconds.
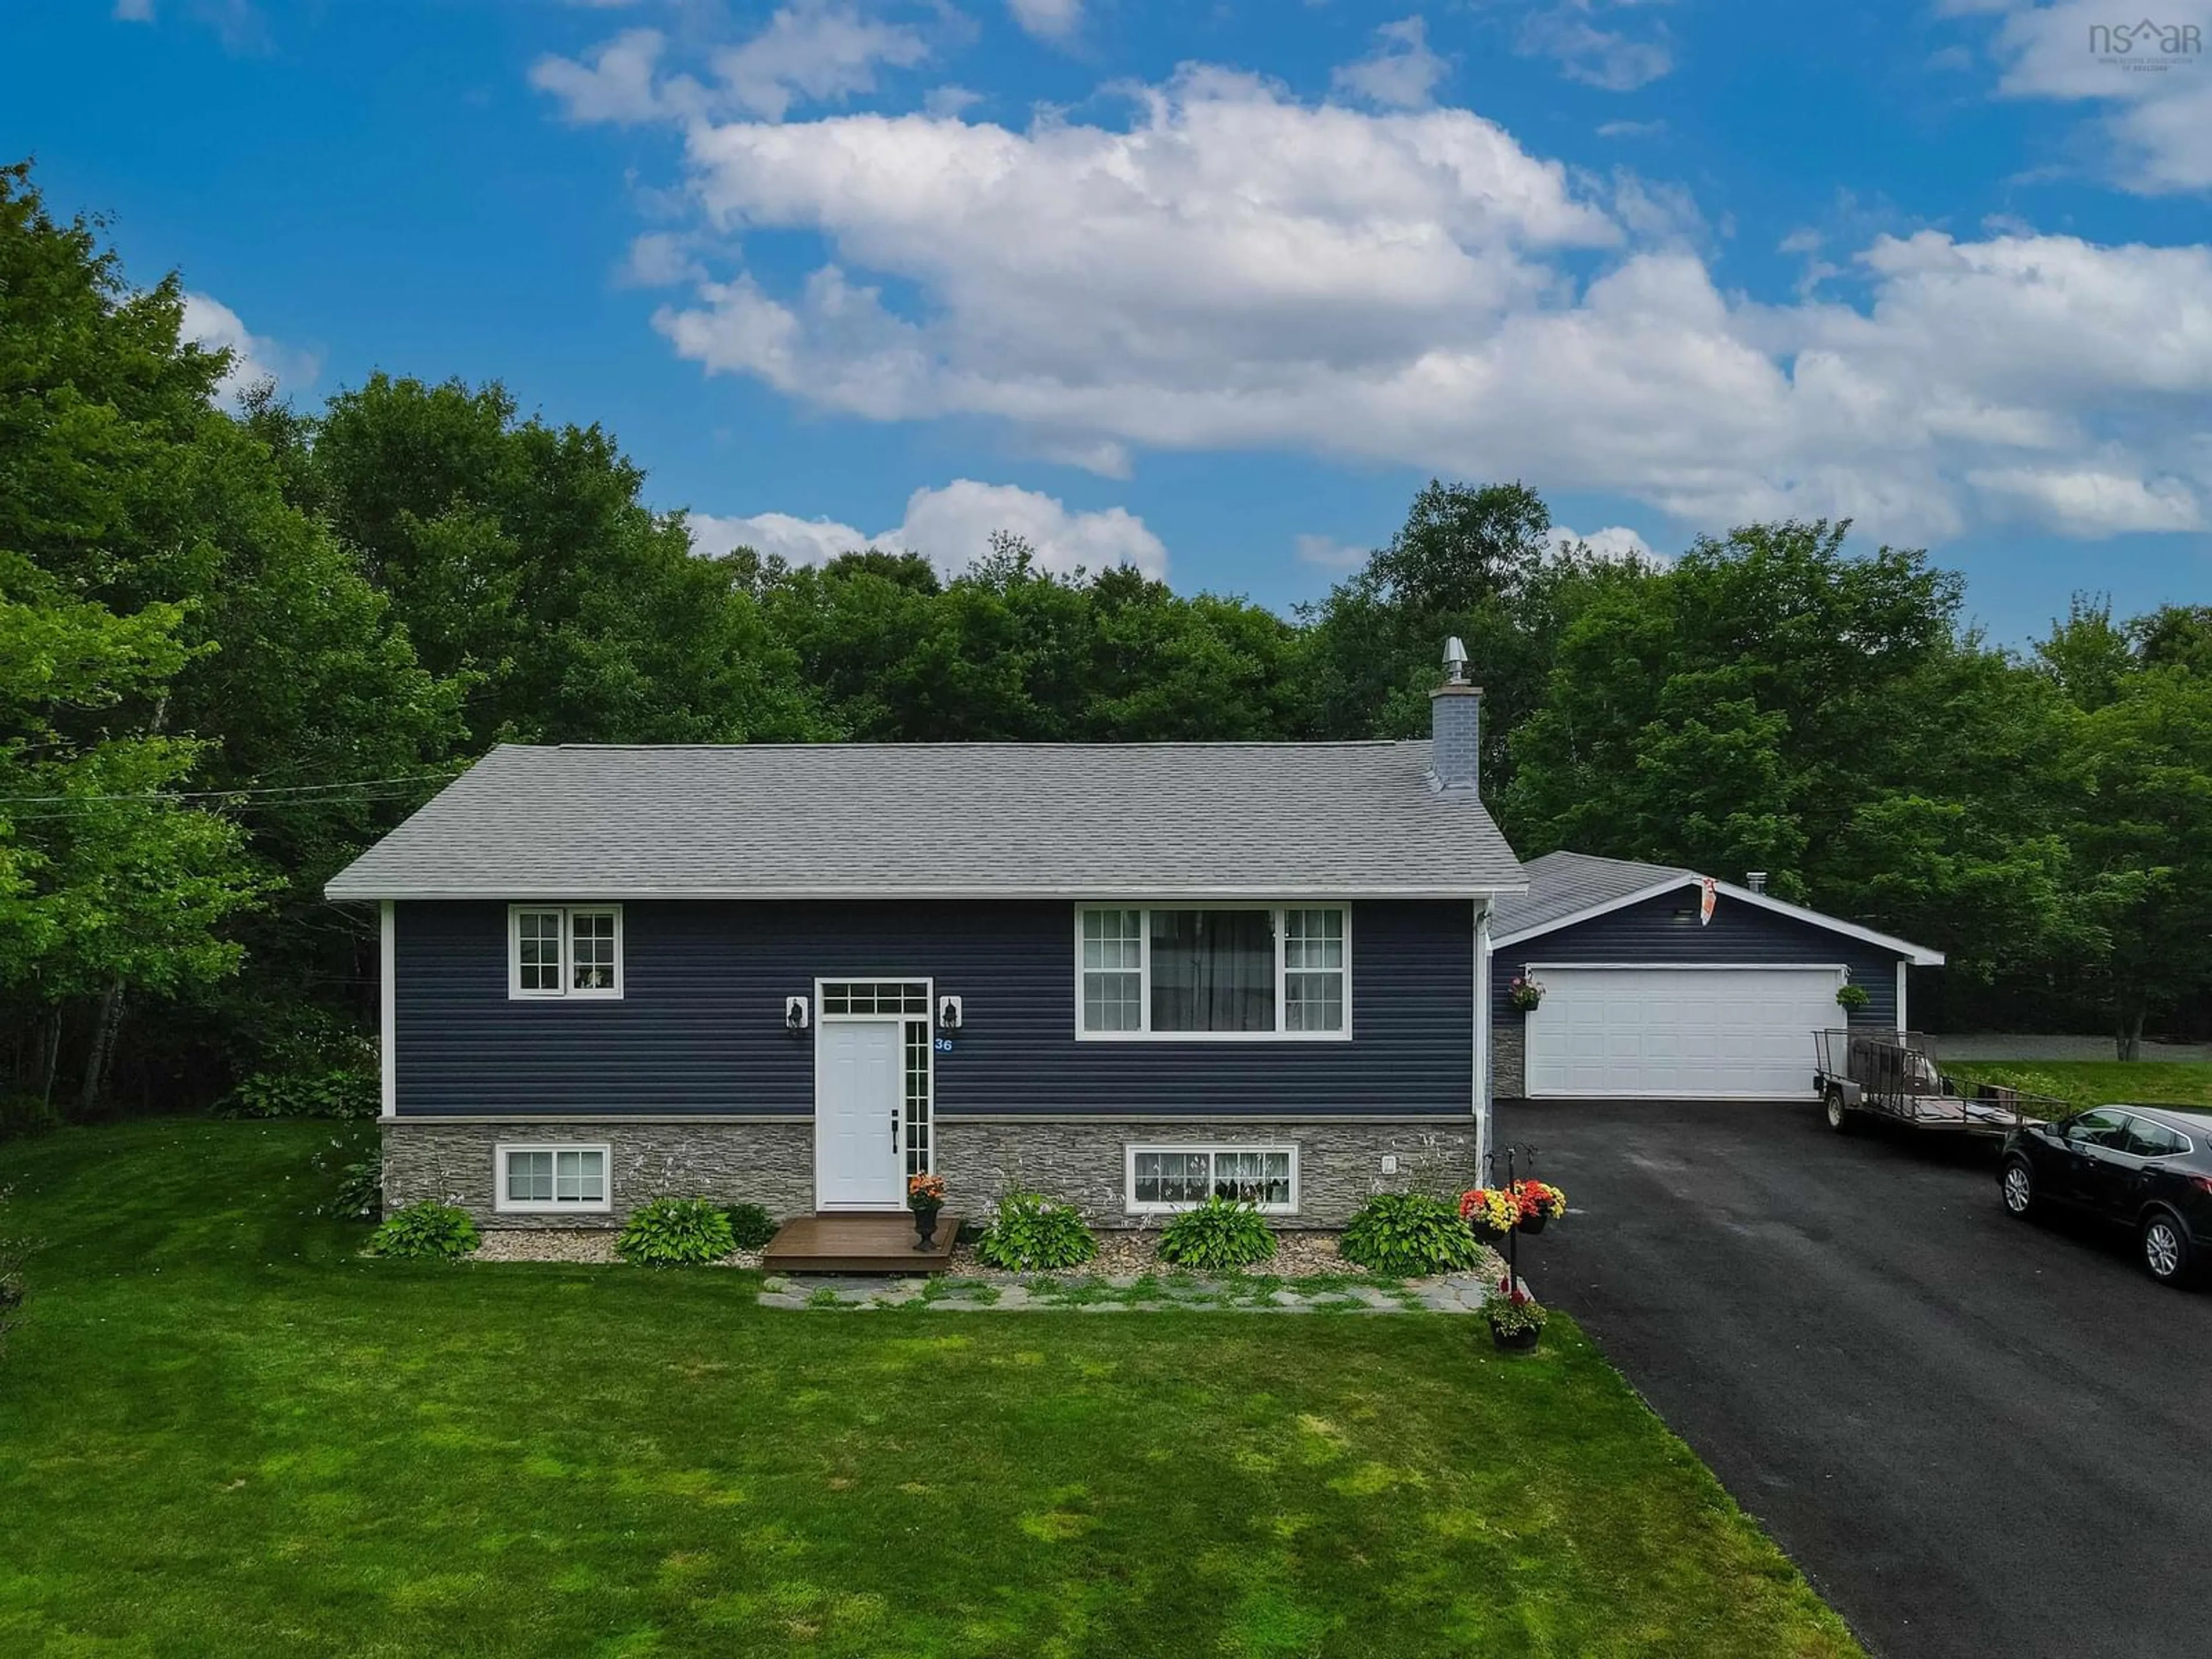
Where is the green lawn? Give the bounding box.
[0,1121,1860,1658]
[1941,1060,2212,1116]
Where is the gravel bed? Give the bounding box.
[947,1229,1466,1281]
[466,1230,762,1269]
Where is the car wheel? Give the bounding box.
[2000,1156,2037,1220]
[1824,1086,1856,1134]
[2141,1212,2195,1286]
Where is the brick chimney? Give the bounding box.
[1429,637,1482,794]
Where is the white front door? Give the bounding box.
[815,1019,906,1210]
[1524,965,1840,1099]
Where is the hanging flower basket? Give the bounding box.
[1459,1186,1520,1244]
[1511,1180,1566,1236]
[1508,975,1546,1013]
[1835,983,1870,1012]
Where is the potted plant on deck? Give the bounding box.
[1487,1277,1548,1354]
[1511,1179,1566,1236]
[907,1172,946,1249]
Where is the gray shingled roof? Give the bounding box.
[325,742,1526,900]
[1490,850,1692,939]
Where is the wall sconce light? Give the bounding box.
[937,994,963,1031]
[784,995,810,1032]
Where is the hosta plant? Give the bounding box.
[976,1190,1098,1271]
[1339,1191,1486,1277]
[368,1201,479,1260]
[1156,1195,1277,1271]
[617,1197,735,1267]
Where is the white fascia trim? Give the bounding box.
[1493,873,1944,965]
[329,882,1532,903]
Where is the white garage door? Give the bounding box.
[1524,965,1840,1099]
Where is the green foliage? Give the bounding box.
[1338,1192,1485,1277]
[616,1198,736,1267]
[975,1190,1100,1272]
[0,1183,25,1357]
[721,1202,779,1252]
[367,1201,479,1260]
[1487,1293,1550,1336]
[1155,1195,1278,1271]
[1835,984,1871,1012]
[222,1066,378,1120]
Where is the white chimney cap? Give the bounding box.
[1442,637,1468,682]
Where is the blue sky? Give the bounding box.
[6,1,2209,642]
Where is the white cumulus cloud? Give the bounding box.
[562,49,2212,546]
[1006,0,1081,44]
[1957,0,2212,194]
[180,292,318,404]
[1331,16,1450,110]
[689,479,1169,578]
[1549,524,1661,563]
[532,1,931,126]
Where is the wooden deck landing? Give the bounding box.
[762,1212,964,1274]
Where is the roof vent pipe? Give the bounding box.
[1429,639,1482,794]
[1745,870,1768,893]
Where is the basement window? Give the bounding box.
[1126,1145,1297,1214]
[496,1145,610,1213]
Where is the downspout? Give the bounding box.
[1474,896,1494,1176]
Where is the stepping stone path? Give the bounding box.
[755,1270,1502,1313]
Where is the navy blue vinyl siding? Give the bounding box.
[394,899,1473,1119]
[1492,890,1905,1026]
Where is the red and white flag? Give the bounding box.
[1699,877,1717,926]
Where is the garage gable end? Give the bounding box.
[1494,888,1911,1028]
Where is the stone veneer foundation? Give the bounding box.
[1492,1018,1527,1101]
[382,1116,1480,1230]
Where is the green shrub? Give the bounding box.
[221,1065,378,1121]
[618,1198,735,1267]
[1156,1195,1277,1271]
[326,1156,382,1221]
[722,1202,779,1252]
[368,1201,479,1260]
[975,1191,1099,1271]
[1338,1191,1485,1277]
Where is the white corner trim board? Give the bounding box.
[379,899,396,1119]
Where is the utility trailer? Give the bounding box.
[1812,1029,2065,1137]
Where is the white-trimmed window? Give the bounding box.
[508,904,623,999]
[1126,1145,1297,1213]
[496,1144,610,1213]
[1075,906,1350,1039]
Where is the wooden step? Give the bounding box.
[762,1212,963,1274]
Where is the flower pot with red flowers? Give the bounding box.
[1459,1185,1520,1247]
[1486,1278,1548,1354]
[1511,1179,1566,1236]
[906,1173,946,1248]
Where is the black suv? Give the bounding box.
[1999,1104,2212,1286]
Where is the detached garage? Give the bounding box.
[1488,853,1944,1101]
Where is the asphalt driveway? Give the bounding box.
[1497,1097,2212,1659]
